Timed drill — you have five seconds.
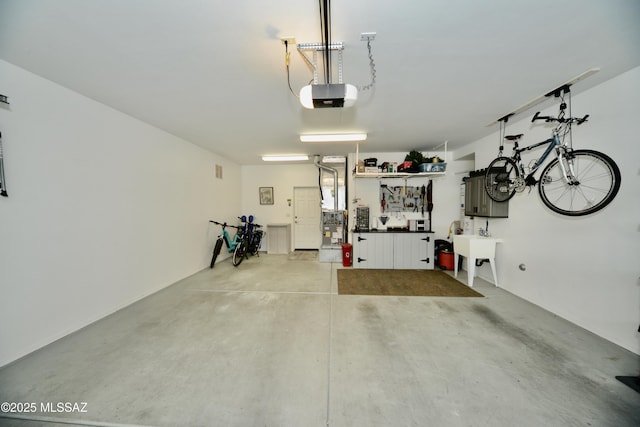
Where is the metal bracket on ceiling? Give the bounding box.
[486,68,600,127]
[297,42,345,84]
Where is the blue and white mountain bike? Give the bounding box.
[484,92,621,216]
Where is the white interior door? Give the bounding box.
[293,187,321,249]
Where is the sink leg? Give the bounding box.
[489,258,498,287]
[468,257,475,287]
[454,254,460,278]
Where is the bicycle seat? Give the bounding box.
[504,134,523,141]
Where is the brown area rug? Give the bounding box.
[337,269,483,297]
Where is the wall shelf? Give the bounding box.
[353,141,448,178]
[353,171,445,178]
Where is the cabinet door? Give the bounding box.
[353,233,367,267]
[424,234,435,270]
[465,175,509,218]
[394,233,432,269]
[477,177,491,216]
[465,176,486,216]
[353,233,394,269]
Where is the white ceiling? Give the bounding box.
[1,0,639,165]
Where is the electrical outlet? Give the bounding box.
[280,37,296,45]
[360,32,376,41]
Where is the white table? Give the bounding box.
[453,235,503,287]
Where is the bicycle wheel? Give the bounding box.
[251,231,263,256]
[246,233,256,255]
[538,149,621,216]
[485,157,520,202]
[232,239,247,266]
[210,238,223,268]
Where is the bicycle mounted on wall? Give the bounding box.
[484,86,621,216]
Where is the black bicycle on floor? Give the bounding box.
[484,91,621,216]
[244,215,264,256]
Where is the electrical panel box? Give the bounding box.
[322,210,345,247]
[355,207,370,231]
[464,171,509,218]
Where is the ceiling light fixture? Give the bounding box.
[262,155,309,162]
[321,156,346,163]
[300,133,367,143]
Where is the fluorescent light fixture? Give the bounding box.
[321,156,346,163]
[300,133,367,143]
[262,155,309,162]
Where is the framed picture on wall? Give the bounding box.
[259,187,274,205]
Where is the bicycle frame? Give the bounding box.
[511,133,560,183]
[506,120,583,189]
[212,222,242,252]
[219,228,233,251]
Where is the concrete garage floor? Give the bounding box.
[1,254,639,427]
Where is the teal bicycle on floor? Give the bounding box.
[209,220,248,267]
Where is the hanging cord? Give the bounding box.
[566,89,573,149]
[318,168,325,202]
[0,131,7,197]
[284,41,300,99]
[497,118,507,156]
[357,38,377,91]
[557,90,573,147]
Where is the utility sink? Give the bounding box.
[453,235,503,287]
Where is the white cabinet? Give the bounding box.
[353,232,434,269]
[393,233,432,269]
[353,233,394,269]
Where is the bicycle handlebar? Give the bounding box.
[209,220,241,230]
[532,111,589,125]
[237,216,263,228]
[576,114,589,125]
[210,218,262,229]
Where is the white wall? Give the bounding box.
[454,66,640,354]
[240,164,320,249]
[0,60,241,366]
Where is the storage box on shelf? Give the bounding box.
[418,162,447,173]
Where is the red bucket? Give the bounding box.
[342,243,353,267]
[439,250,454,270]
